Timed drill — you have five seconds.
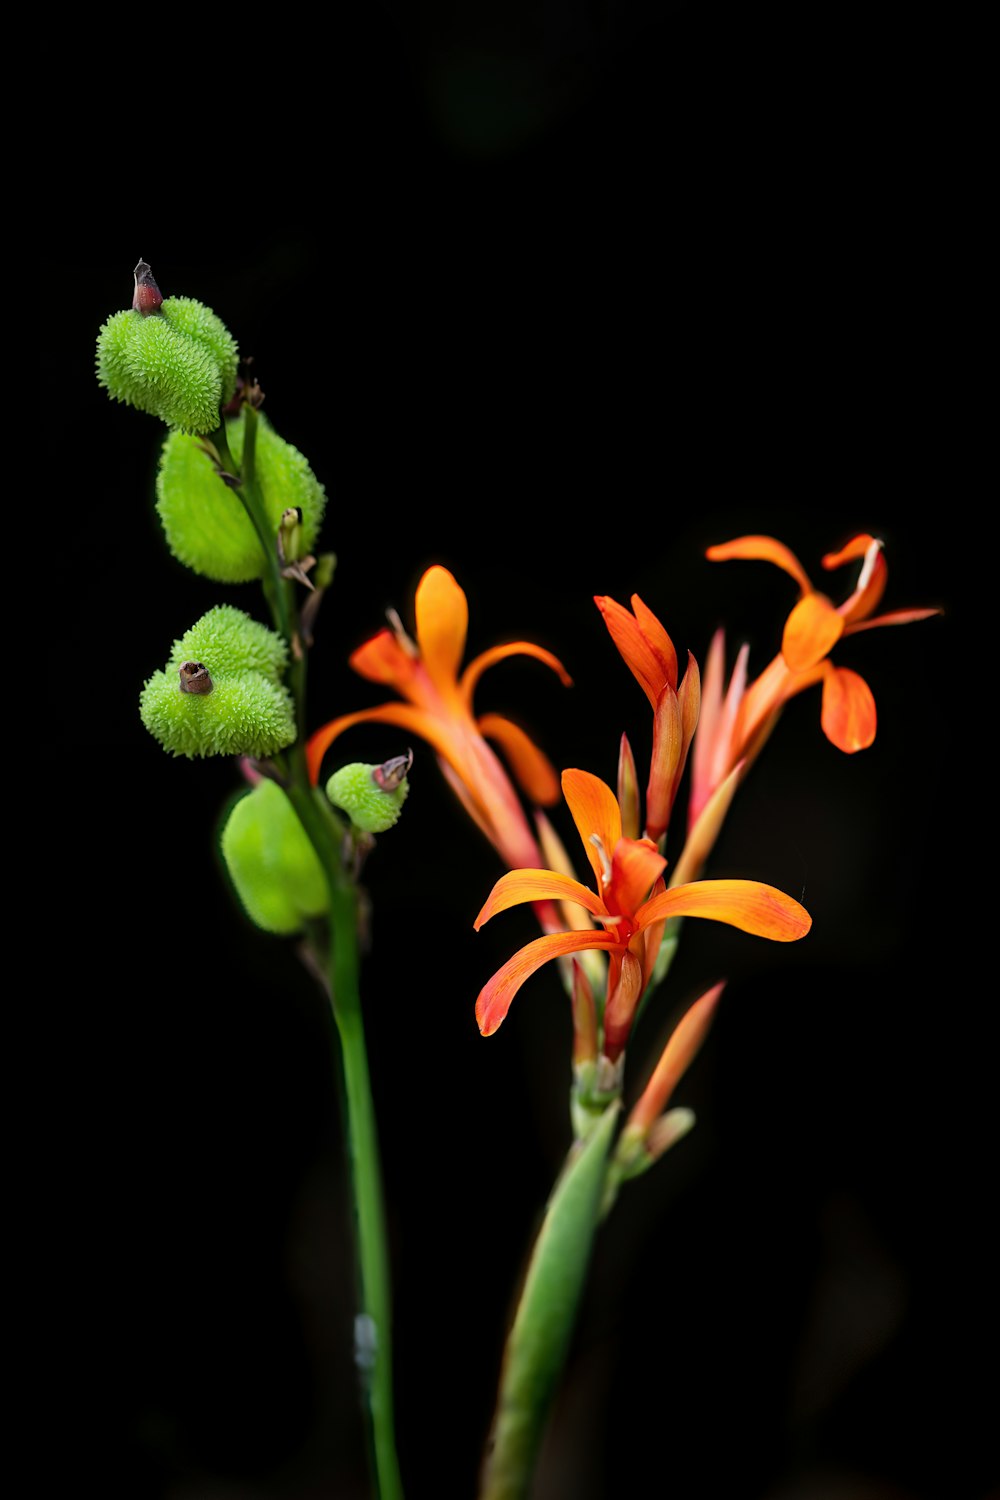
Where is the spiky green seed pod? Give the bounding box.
[220,779,329,935]
[96,297,238,434]
[140,668,295,759]
[326,762,410,833]
[141,605,295,759]
[169,605,288,684]
[155,414,327,583]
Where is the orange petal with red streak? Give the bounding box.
[706,535,812,592]
[820,534,880,569]
[820,665,876,752]
[845,606,943,634]
[636,879,812,941]
[476,929,619,1035]
[414,565,468,696]
[562,768,623,888]
[782,591,845,671]
[476,713,561,805]
[474,869,607,930]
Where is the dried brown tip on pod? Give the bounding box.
[178,661,213,694]
[372,750,413,791]
[133,259,163,316]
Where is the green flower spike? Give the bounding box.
[326,754,412,833]
[221,778,329,935]
[96,260,239,433]
[140,606,295,759]
[156,413,327,583]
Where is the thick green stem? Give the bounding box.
[479,1105,620,1500]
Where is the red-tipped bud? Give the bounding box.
[132,259,163,316]
[372,749,413,791]
[627,981,724,1135]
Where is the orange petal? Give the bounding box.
[535,810,598,932]
[562,768,623,888]
[349,628,421,690]
[826,537,888,623]
[781,592,845,671]
[306,702,459,786]
[476,712,561,805]
[636,879,812,941]
[630,595,678,691]
[706,535,812,593]
[475,929,619,1036]
[459,641,572,707]
[820,534,880,569]
[474,869,607,929]
[820,665,876,752]
[414,565,468,697]
[594,595,671,708]
[609,837,667,919]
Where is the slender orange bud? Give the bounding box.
[571,958,599,1067]
[617,732,640,840]
[627,981,725,1135]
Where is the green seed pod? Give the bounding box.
[140,667,295,759]
[326,760,410,833]
[96,296,238,433]
[156,413,328,583]
[170,605,288,684]
[220,779,329,935]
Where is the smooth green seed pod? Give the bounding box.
[170,605,288,684]
[156,413,327,583]
[326,763,410,833]
[140,668,295,759]
[220,780,329,935]
[96,297,238,434]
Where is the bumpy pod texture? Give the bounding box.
[221,780,329,934]
[170,605,288,683]
[326,763,410,833]
[96,298,238,433]
[140,606,294,758]
[156,413,328,583]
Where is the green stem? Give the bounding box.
[222,402,402,1496]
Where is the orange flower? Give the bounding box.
[306,565,572,872]
[593,595,700,843]
[690,534,940,826]
[474,768,811,1056]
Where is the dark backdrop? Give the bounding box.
[43,6,982,1499]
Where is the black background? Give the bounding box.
[42,5,984,1499]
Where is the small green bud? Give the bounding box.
[326,756,412,833]
[96,273,239,433]
[156,413,327,583]
[170,605,288,684]
[220,779,329,934]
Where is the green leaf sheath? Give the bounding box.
[479,1103,621,1500]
